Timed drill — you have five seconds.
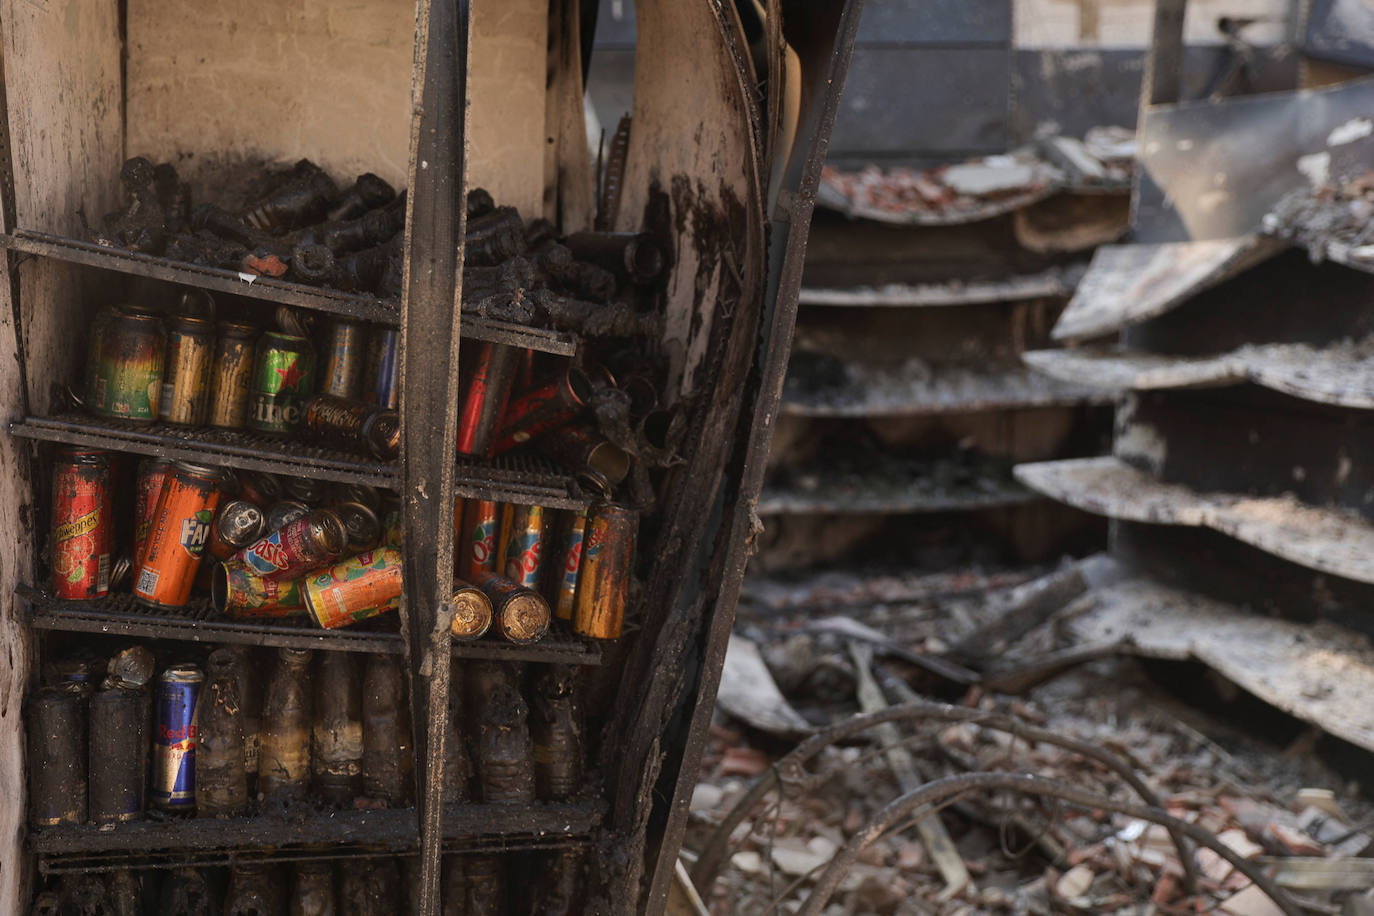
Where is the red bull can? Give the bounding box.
[503,504,546,589]
[153,664,203,811]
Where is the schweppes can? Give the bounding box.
[303,548,403,630]
[134,461,223,609]
[51,449,113,600]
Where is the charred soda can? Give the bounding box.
[207,321,258,429]
[502,503,546,589]
[362,655,409,805]
[530,847,586,914]
[152,664,203,811]
[157,868,215,915]
[301,394,400,459]
[450,581,494,641]
[474,572,550,644]
[237,470,283,508]
[459,499,501,582]
[476,682,535,803]
[86,305,165,423]
[463,855,506,915]
[28,684,87,826]
[574,503,636,640]
[333,500,381,552]
[214,562,308,617]
[159,315,215,426]
[225,862,285,916]
[364,327,400,409]
[206,500,266,562]
[538,425,631,486]
[564,230,667,284]
[335,482,381,513]
[233,509,347,580]
[285,475,327,505]
[320,319,365,399]
[51,449,113,600]
[545,508,586,621]
[89,685,147,822]
[134,461,223,609]
[302,547,403,630]
[258,648,313,806]
[456,342,519,457]
[248,331,315,435]
[265,498,311,534]
[530,666,583,801]
[312,651,362,805]
[494,503,516,577]
[195,649,247,817]
[132,456,171,583]
[490,367,594,455]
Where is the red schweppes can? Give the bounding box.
[51,449,113,600]
[232,509,347,581]
[134,461,224,609]
[503,504,546,589]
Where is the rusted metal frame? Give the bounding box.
[691,701,1198,896]
[638,2,867,911]
[398,0,469,912]
[796,773,1299,916]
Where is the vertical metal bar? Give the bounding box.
[399,0,469,912]
[1140,0,1188,107]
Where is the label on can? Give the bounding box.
[88,312,165,422]
[233,511,340,580]
[303,548,403,629]
[219,561,308,618]
[551,509,587,621]
[464,502,500,579]
[159,322,214,425]
[249,334,315,434]
[52,454,112,600]
[153,672,202,809]
[134,466,222,608]
[208,328,257,429]
[504,505,545,588]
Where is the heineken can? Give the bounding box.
[159,315,215,426]
[207,321,258,429]
[248,332,315,435]
[87,306,165,423]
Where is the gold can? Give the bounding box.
[159,316,215,426]
[208,321,259,429]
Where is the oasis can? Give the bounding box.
[214,562,307,618]
[233,509,346,581]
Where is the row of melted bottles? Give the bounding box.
[52,448,634,641]
[34,848,586,915]
[29,645,584,826]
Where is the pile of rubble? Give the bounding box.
[681,561,1374,915]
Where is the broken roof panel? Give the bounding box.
[799,265,1082,307]
[1024,336,1374,409]
[1066,575,1374,754]
[1015,456,1374,585]
[1050,235,1286,342]
[759,460,1035,515]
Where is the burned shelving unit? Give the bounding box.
[1017,3,1374,769]
[753,145,1127,575]
[0,1,862,914]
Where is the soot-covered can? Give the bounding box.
[87,306,165,423]
[159,315,215,426]
[207,321,258,429]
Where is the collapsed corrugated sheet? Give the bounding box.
[761,454,1033,516]
[1050,236,1286,342]
[799,265,1082,307]
[1023,335,1374,408]
[1014,456,1374,585]
[817,130,1132,227]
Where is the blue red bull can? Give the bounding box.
[503,504,546,589]
[152,664,204,811]
[365,327,400,410]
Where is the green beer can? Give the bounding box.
[248,332,315,435]
[86,305,166,423]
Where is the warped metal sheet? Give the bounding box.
[1024,336,1374,409]
[782,362,1109,417]
[1068,576,1374,753]
[1050,235,1285,341]
[799,265,1081,307]
[1305,0,1374,70]
[1015,456,1374,585]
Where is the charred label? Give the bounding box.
[207,321,258,429]
[456,342,519,457]
[302,548,403,630]
[301,394,400,459]
[159,316,215,426]
[51,450,113,600]
[87,307,165,423]
[135,462,223,609]
[573,502,636,640]
[490,367,594,455]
